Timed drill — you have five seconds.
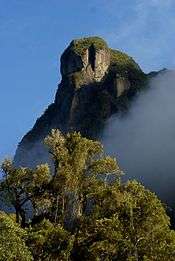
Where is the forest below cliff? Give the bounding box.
[1,130,175,261]
[2,37,175,261]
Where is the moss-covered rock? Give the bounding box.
[69,36,108,56]
[110,49,141,73]
[61,36,145,89]
[108,48,146,93]
[61,37,110,83]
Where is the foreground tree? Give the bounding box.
[0,161,51,227]
[73,180,175,260]
[1,129,175,260]
[27,219,74,261]
[44,129,121,230]
[0,211,33,261]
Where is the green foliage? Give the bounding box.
[1,130,175,260]
[44,129,121,229]
[70,36,108,56]
[27,219,74,261]
[0,211,33,261]
[110,49,141,72]
[74,181,175,260]
[44,129,120,191]
[1,160,51,226]
[109,49,146,88]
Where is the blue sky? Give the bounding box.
[1,0,175,161]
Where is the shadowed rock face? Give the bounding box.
[14,37,146,168]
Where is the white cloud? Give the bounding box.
[98,0,175,72]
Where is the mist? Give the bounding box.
[102,70,175,206]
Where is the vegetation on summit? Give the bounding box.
[68,36,108,56]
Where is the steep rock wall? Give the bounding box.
[14,37,146,168]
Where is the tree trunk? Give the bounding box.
[20,208,26,228]
[15,208,20,224]
[64,191,82,232]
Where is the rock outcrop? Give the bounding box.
[14,37,146,168]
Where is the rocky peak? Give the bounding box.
[14,36,146,168]
[61,37,111,86]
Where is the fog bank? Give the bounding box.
[102,71,175,206]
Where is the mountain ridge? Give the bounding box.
[14,36,149,167]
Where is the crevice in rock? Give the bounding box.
[88,44,96,71]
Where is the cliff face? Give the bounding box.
[14,37,146,167]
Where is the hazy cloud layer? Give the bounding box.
[102,71,175,206]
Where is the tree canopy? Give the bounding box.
[0,211,33,261]
[1,129,175,260]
